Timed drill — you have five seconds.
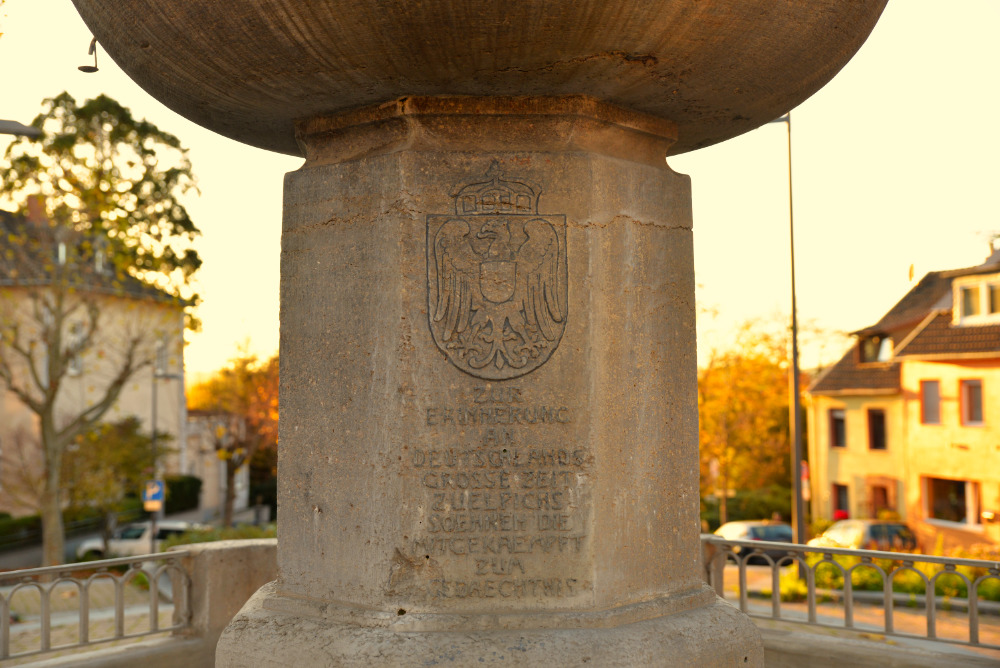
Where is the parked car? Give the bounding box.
[75,520,205,559]
[806,519,917,552]
[714,520,794,563]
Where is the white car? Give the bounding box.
[75,520,204,559]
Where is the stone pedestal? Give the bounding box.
[216,96,762,665]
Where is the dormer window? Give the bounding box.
[954,275,1000,324]
[93,236,110,274]
[859,334,892,363]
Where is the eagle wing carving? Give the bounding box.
[433,219,481,340]
[514,218,563,341]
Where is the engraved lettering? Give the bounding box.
[430,577,580,599]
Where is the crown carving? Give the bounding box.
[452,161,540,216]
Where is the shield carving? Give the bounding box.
[479,261,516,303]
[427,163,568,380]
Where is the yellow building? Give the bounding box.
[0,206,187,516]
[808,250,1000,550]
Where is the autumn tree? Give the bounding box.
[698,321,792,525]
[0,92,200,564]
[188,352,278,527]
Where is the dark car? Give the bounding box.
[807,519,917,552]
[714,520,795,564]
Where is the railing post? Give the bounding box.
[40,582,51,652]
[700,537,725,597]
[883,571,894,634]
[1,591,10,659]
[925,571,936,639]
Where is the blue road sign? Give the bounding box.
[143,479,165,511]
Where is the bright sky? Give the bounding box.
[2,1,998,380]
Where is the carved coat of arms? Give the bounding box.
[427,163,567,380]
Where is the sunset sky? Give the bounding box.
[2,1,998,380]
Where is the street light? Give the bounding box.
[769,112,806,545]
[0,120,42,138]
[150,339,182,553]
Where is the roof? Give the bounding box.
[900,311,1000,358]
[0,208,175,304]
[808,354,900,395]
[811,249,1000,395]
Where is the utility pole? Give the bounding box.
[770,112,806,545]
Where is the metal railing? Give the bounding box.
[0,551,191,661]
[702,535,1000,652]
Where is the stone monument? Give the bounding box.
[70,2,888,665]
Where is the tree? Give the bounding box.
[188,352,278,527]
[0,92,200,564]
[62,417,163,553]
[698,321,792,526]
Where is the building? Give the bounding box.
[0,203,187,516]
[185,410,251,520]
[807,248,1000,550]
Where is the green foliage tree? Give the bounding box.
[0,92,200,564]
[698,321,792,526]
[1,92,201,299]
[62,417,164,552]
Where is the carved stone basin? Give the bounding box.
[71,0,886,156]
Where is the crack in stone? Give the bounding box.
[568,217,690,231]
[495,50,659,75]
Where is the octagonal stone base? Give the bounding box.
[218,582,761,667]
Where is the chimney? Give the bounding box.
[25,195,47,226]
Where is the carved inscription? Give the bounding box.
[426,162,568,380]
[399,385,589,602]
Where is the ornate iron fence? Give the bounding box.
[0,551,191,661]
[702,535,1000,652]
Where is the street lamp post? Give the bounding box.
[770,112,806,545]
[0,120,42,138]
[150,340,182,554]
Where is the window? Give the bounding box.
[832,483,849,514]
[828,409,846,448]
[66,322,84,377]
[926,477,980,525]
[960,379,984,425]
[962,285,981,317]
[920,380,940,424]
[955,278,1000,323]
[867,409,886,450]
[859,335,892,363]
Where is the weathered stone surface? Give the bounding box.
[218,582,761,667]
[215,96,762,665]
[70,1,886,156]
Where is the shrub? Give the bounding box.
[165,475,203,514]
[250,477,277,520]
[162,523,276,550]
[801,551,1000,602]
[701,485,792,531]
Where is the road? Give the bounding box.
[0,506,264,570]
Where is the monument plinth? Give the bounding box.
[218,96,758,664]
[69,1,888,664]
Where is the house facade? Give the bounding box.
[0,205,188,516]
[807,250,1000,550]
